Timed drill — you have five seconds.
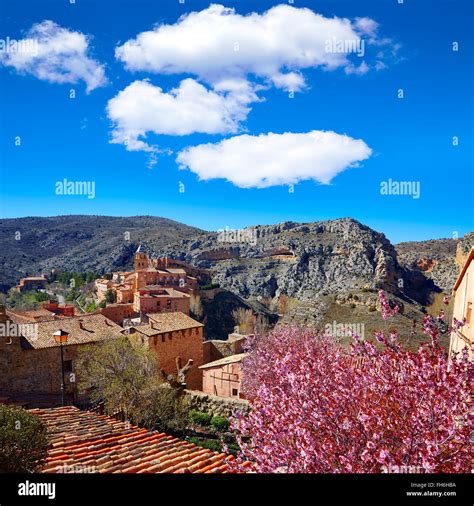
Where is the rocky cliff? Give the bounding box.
[159,218,438,305]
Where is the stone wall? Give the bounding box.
[184,389,249,418]
[146,327,204,391]
[203,333,246,364]
[0,336,88,406]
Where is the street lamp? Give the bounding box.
[53,329,69,406]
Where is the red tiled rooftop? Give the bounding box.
[31,407,235,474]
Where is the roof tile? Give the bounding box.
[31,407,234,474]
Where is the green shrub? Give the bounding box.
[187,436,221,452]
[0,405,49,472]
[35,292,50,302]
[188,409,211,426]
[226,442,240,456]
[85,302,97,313]
[199,283,220,291]
[350,303,356,309]
[368,305,377,312]
[210,415,230,432]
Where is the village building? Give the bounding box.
[200,353,247,399]
[6,301,75,323]
[94,247,198,305]
[99,303,137,326]
[0,308,122,407]
[127,312,204,390]
[449,248,474,361]
[203,333,246,364]
[31,406,237,473]
[16,275,48,292]
[133,286,190,315]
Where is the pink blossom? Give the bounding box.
[229,309,472,473]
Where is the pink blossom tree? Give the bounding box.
[230,292,472,473]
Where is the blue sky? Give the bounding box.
[0,0,472,243]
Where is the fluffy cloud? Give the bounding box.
[0,20,106,92]
[107,78,254,154]
[176,131,372,188]
[116,4,390,91]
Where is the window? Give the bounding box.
[167,299,172,306]
[466,302,472,325]
[232,388,238,397]
[64,360,73,373]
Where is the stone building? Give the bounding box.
[200,353,246,399]
[449,248,474,361]
[203,333,246,364]
[0,310,121,407]
[16,275,48,292]
[133,286,190,315]
[127,312,204,390]
[94,247,197,305]
[99,303,138,326]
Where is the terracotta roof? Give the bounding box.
[200,353,247,369]
[7,309,58,323]
[453,248,474,293]
[166,268,187,274]
[147,312,203,331]
[13,314,121,349]
[139,287,189,298]
[31,407,236,474]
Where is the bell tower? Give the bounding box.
[134,245,148,271]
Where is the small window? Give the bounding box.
[232,388,238,397]
[167,299,172,306]
[466,302,472,324]
[161,335,165,343]
[64,360,73,373]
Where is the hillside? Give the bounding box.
[159,218,438,305]
[395,234,474,291]
[0,215,204,291]
[1,215,471,346]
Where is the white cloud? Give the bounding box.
[0,20,106,92]
[106,78,253,154]
[176,131,372,188]
[115,4,392,92]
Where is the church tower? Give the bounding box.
[134,245,148,271]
